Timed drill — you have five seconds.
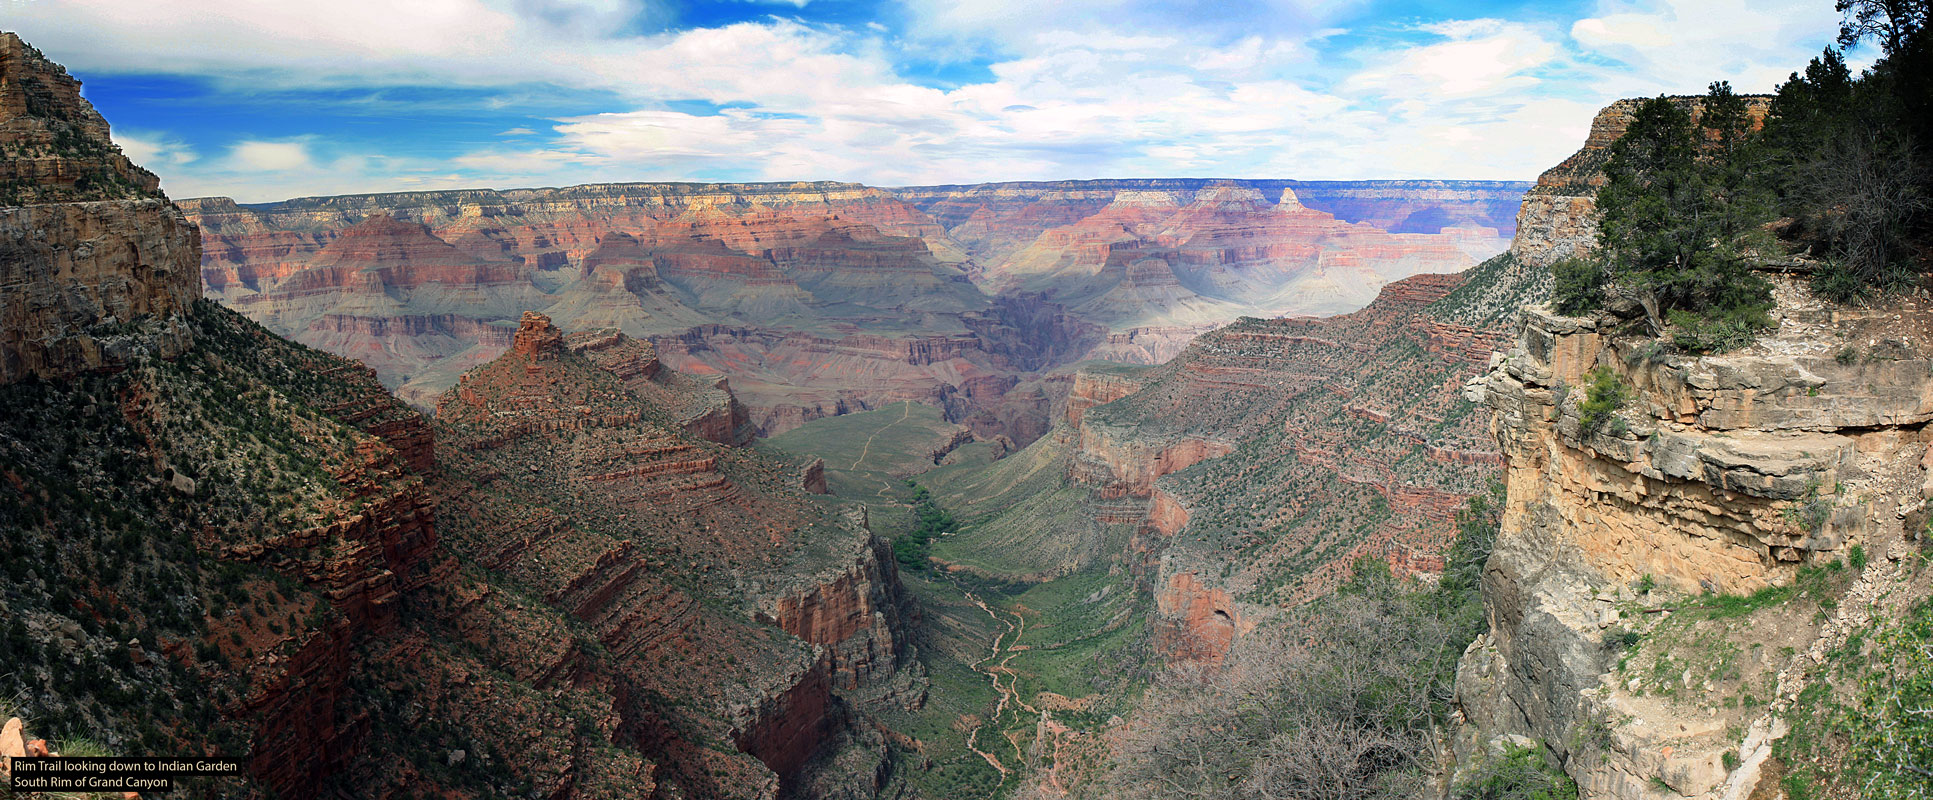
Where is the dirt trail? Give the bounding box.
[957,585,1055,796]
[848,401,912,470]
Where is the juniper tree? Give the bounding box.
[1584,85,1774,344]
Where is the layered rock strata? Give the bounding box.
[0,35,920,800]
[937,250,1537,664]
[0,34,198,383]
[183,177,1528,444]
[988,184,1501,345]
[430,312,918,796]
[1455,281,1931,800]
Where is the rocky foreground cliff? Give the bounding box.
[1453,273,1933,800]
[1438,94,1931,800]
[0,32,930,800]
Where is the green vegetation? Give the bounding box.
[1616,561,1856,704]
[1551,257,1607,316]
[1557,83,1777,348]
[1451,743,1579,800]
[1762,2,1932,303]
[1577,366,1630,435]
[893,482,956,571]
[1778,588,1933,800]
[1109,487,1501,800]
[761,401,966,500]
[0,305,374,793]
[1783,480,1837,534]
[1556,0,1933,342]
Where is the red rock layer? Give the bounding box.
[1034,254,1531,663]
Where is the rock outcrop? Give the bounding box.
[987,183,1502,345]
[1448,95,1926,800]
[0,33,162,204]
[0,33,198,383]
[430,311,919,797]
[1456,280,1932,799]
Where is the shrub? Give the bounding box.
[1667,305,1773,354]
[1451,743,1578,800]
[1551,258,1606,316]
[1577,367,1630,435]
[1581,87,1776,341]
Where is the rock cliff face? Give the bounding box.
[0,33,198,383]
[0,34,442,798]
[1446,95,1928,800]
[0,33,163,204]
[0,36,921,800]
[429,312,919,797]
[1455,282,1933,800]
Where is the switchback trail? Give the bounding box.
[957,584,1045,797]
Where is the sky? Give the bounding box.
[5,0,1860,202]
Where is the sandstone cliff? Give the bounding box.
[1455,280,1933,800]
[0,33,162,205]
[0,33,198,384]
[426,312,921,797]
[1445,94,1929,800]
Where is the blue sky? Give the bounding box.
[7,0,1854,202]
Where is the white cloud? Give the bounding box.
[1345,20,1560,99]
[12,0,1849,200]
[1569,0,1844,95]
[229,141,315,172]
[113,132,197,167]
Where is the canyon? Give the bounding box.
[6,18,1923,800]
[181,176,1526,440]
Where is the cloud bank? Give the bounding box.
[9,0,1850,201]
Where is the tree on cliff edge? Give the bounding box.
[1566,85,1775,348]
